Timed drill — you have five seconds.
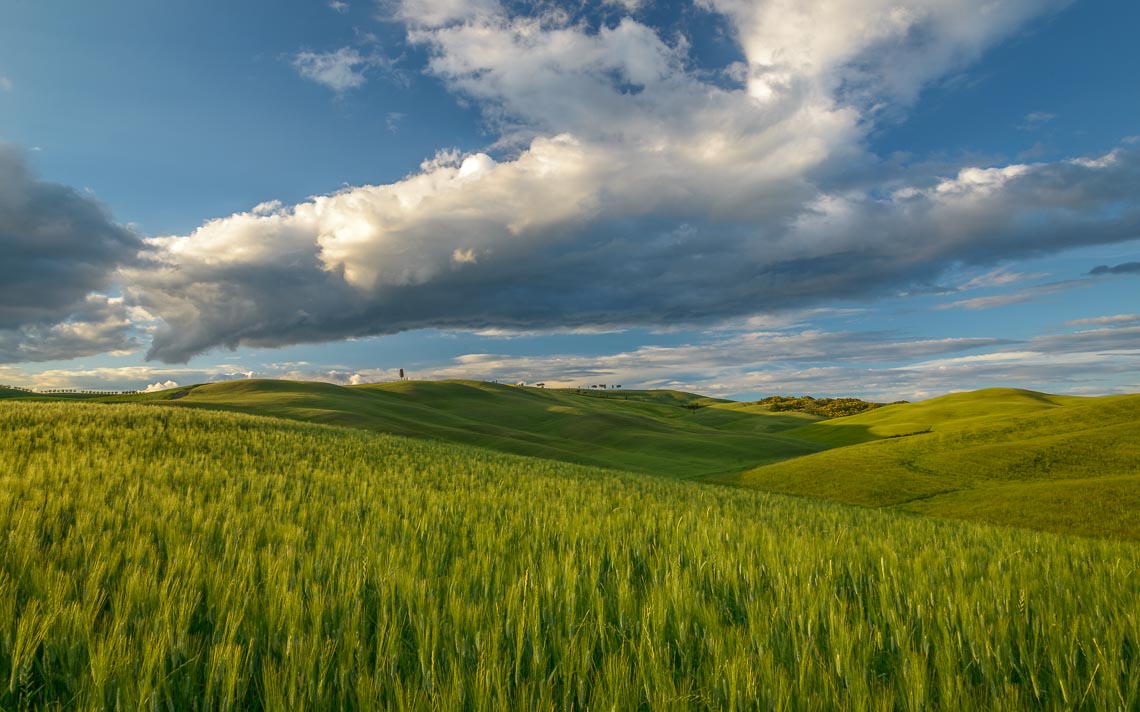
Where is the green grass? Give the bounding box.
[783,388,1087,447]
[126,379,825,478]
[10,380,1138,539]
[730,391,1140,539]
[1,401,1138,709]
[555,387,728,407]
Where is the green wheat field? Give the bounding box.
[1,382,1138,709]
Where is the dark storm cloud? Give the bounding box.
[0,145,142,360]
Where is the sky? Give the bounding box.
[0,0,1137,400]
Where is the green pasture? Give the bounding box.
[129,379,826,478]
[731,390,1140,538]
[1,401,1137,709]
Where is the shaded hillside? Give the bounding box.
[132,379,825,478]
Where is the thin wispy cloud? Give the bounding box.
[1065,314,1140,327]
[935,280,1086,311]
[958,268,1048,291]
[6,310,1136,400]
[385,111,406,133]
[291,46,391,92]
[1089,261,1140,276]
[1019,111,1055,130]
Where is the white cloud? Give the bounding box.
[2,362,404,392]
[2,365,218,392]
[416,324,1137,401]
[1020,111,1055,130]
[0,296,140,363]
[936,279,1086,311]
[1065,314,1140,327]
[251,200,283,215]
[414,326,1010,397]
[394,0,501,27]
[5,311,1134,400]
[0,76,11,92]
[451,248,477,264]
[699,0,1069,105]
[605,0,644,12]
[292,47,388,92]
[328,0,350,13]
[385,111,406,133]
[959,268,1048,291]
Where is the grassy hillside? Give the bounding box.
[784,388,1087,447]
[730,390,1140,538]
[556,387,728,407]
[1,401,1137,709]
[9,380,1137,538]
[131,379,825,478]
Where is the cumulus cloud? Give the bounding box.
[699,0,1069,105]
[129,137,1140,362]
[144,380,179,392]
[1,363,259,392]
[0,145,142,361]
[115,0,1138,363]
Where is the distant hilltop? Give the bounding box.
[0,385,141,395]
[755,395,906,418]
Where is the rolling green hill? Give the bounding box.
[781,388,1089,446]
[729,389,1140,538]
[7,380,1138,538]
[1,401,1136,709]
[131,379,825,478]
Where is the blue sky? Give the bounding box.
[1,0,1137,399]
